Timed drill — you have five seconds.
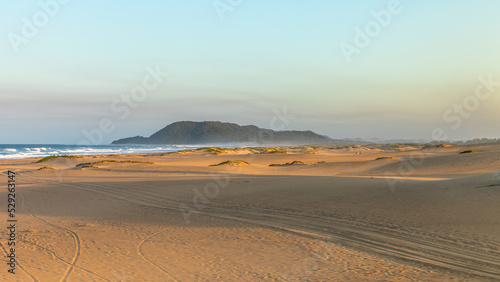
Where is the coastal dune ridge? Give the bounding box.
[1,142,500,281]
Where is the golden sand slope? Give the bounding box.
[1,144,499,281]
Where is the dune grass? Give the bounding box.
[196,147,246,155]
[36,155,82,163]
[197,147,226,155]
[80,165,97,168]
[75,162,94,168]
[37,166,54,170]
[267,148,287,154]
[75,160,155,168]
[118,160,155,164]
[246,147,287,154]
[459,150,477,154]
[375,156,397,160]
[269,161,305,166]
[210,160,250,166]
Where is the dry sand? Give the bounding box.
[1,144,500,281]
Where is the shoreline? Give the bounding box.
[0,141,471,159]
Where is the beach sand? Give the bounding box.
[1,144,500,281]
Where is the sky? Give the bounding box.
[1,0,500,144]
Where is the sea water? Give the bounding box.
[0,144,206,159]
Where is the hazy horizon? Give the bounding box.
[0,118,497,145]
[2,1,500,144]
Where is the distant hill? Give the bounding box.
[112,121,333,145]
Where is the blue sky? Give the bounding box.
[1,0,500,144]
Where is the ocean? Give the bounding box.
[0,144,206,159]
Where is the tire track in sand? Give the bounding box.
[54,182,180,281]
[0,240,39,281]
[18,174,114,281]
[19,192,81,282]
[63,181,500,281]
[18,237,110,281]
[137,228,179,282]
[6,171,106,280]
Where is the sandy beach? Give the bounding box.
[1,144,500,281]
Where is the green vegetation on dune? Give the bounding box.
[269,161,305,166]
[375,157,397,160]
[210,160,250,166]
[197,147,227,155]
[36,155,82,163]
[75,162,93,167]
[120,160,155,164]
[267,148,287,154]
[37,166,54,170]
[459,150,477,154]
[246,147,287,154]
[75,160,155,168]
[79,164,97,168]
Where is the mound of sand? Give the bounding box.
[269,160,305,166]
[210,160,251,166]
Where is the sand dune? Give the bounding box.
[1,144,499,281]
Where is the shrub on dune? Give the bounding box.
[36,155,82,163]
[210,160,250,166]
[269,161,305,166]
[375,156,397,160]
